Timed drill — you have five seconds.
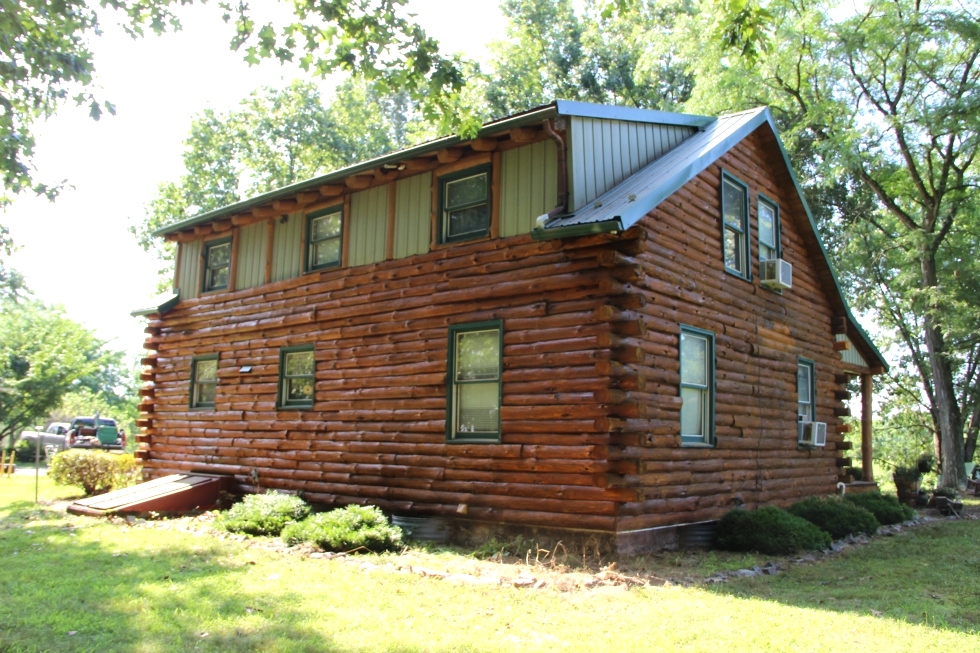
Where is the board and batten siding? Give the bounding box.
[235,222,267,291]
[836,334,869,368]
[348,186,389,266]
[271,213,303,282]
[393,173,431,258]
[567,117,696,212]
[177,239,201,300]
[500,140,559,237]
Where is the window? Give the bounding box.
[797,359,815,422]
[439,165,491,243]
[721,173,750,278]
[202,238,232,292]
[278,346,315,409]
[447,321,502,441]
[307,206,343,271]
[190,355,218,409]
[758,196,780,261]
[679,326,715,446]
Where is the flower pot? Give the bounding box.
[893,475,919,506]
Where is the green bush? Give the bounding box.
[281,505,403,553]
[216,492,311,536]
[48,450,141,495]
[789,496,880,539]
[714,506,831,555]
[844,491,914,525]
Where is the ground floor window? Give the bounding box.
[447,321,502,441]
[679,326,715,446]
[190,355,218,409]
[278,345,315,409]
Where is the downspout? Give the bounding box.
[542,119,568,219]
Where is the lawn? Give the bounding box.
[1,473,977,652]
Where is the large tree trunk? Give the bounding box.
[922,255,965,488]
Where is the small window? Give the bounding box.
[721,173,750,279]
[797,359,815,422]
[679,326,715,446]
[278,346,315,409]
[758,196,780,261]
[447,321,502,441]
[190,355,218,409]
[202,238,232,292]
[439,165,491,243]
[307,206,343,271]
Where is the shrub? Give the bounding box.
[281,505,403,553]
[48,450,141,495]
[714,506,831,555]
[789,496,880,539]
[844,491,914,525]
[216,492,311,536]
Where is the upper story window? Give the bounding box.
[758,196,781,261]
[447,321,502,442]
[203,238,232,292]
[721,172,750,279]
[797,359,815,422]
[307,206,343,271]
[679,326,715,446]
[190,355,218,409]
[439,165,491,244]
[278,345,315,409]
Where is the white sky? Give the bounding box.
[2,1,506,362]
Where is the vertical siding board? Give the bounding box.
[394,173,431,258]
[179,240,201,300]
[272,213,302,282]
[350,187,389,267]
[235,222,266,290]
[569,117,585,212]
[500,140,559,237]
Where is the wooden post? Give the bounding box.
[861,373,874,482]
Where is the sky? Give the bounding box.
[2,1,507,362]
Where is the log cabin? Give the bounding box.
[135,101,887,553]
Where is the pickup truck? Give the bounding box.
[68,417,126,450]
[17,422,72,456]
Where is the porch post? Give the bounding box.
[861,373,874,482]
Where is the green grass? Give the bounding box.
[1,475,978,652]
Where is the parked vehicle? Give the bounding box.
[17,422,72,456]
[68,417,126,450]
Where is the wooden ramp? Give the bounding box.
[68,474,231,517]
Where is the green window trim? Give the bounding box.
[720,171,751,280]
[438,164,492,244]
[202,237,232,293]
[306,206,344,272]
[797,358,816,423]
[189,355,219,410]
[278,345,316,410]
[679,325,715,447]
[446,320,502,442]
[758,194,781,262]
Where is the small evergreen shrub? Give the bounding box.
[789,496,880,539]
[48,450,141,495]
[714,506,831,555]
[844,491,913,525]
[281,505,403,553]
[216,492,311,536]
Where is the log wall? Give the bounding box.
[140,233,637,532]
[606,129,858,533]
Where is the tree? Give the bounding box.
[132,78,424,287]
[1,0,467,207]
[0,298,111,444]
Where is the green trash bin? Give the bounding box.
[96,425,119,446]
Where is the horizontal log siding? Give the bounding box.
[141,234,633,531]
[611,130,851,532]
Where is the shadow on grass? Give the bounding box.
[703,519,980,635]
[0,505,477,653]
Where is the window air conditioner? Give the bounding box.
[798,421,828,447]
[760,258,793,289]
